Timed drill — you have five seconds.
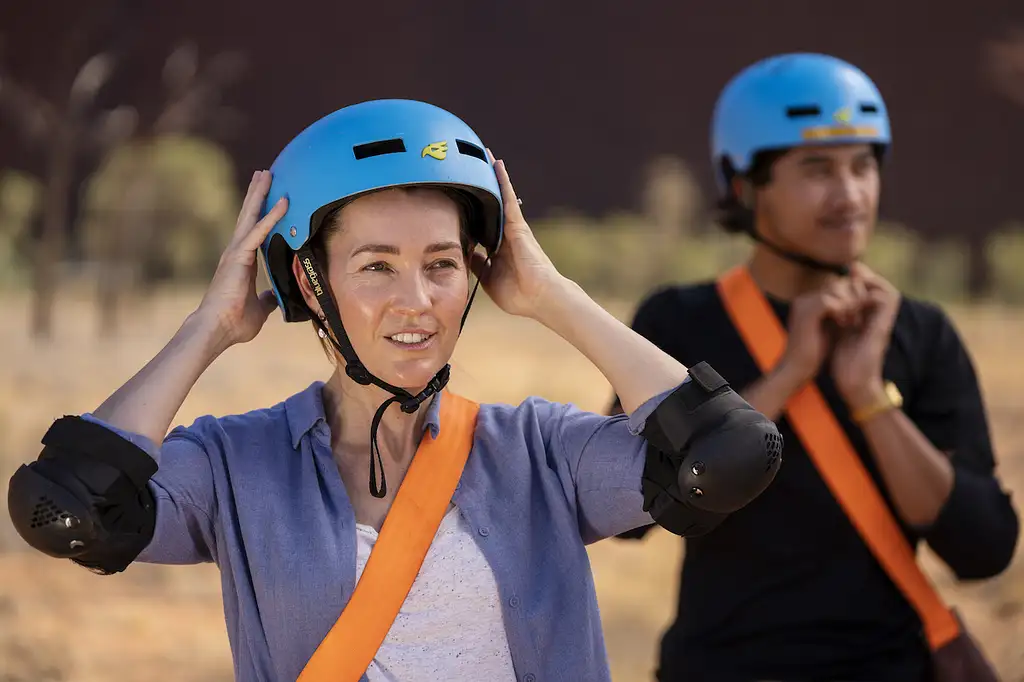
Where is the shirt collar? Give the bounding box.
[285,381,443,449]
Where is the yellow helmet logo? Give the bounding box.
[833,107,853,125]
[421,141,448,160]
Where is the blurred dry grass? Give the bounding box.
[0,288,1022,682]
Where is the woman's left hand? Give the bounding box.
[471,154,567,320]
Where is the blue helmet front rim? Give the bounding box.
[258,99,504,324]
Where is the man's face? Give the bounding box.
[755,143,881,268]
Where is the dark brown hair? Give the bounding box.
[714,149,787,235]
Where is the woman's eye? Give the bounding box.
[430,259,459,270]
[363,261,391,273]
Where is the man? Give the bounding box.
[611,53,1019,682]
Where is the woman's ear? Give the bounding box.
[290,253,320,313]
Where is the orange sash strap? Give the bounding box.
[297,391,480,682]
[715,264,960,651]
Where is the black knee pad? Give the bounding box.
[641,362,782,536]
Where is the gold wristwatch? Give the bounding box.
[851,381,903,424]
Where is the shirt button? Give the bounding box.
[509,596,520,608]
[524,674,536,682]
[478,526,490,537]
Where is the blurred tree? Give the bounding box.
[83,43,245,337]
[984,26,1024,108]
[641,155,702,236]
[0,170,43,286]
[0,29,137,338]
[954,25,1024,296]
[640,155,703,283]
[81,135,239,293]
[965,25,1024,299]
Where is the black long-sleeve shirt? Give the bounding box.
[613,282,1019,682]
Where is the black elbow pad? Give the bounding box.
[640,362,782,536]
[7,416,158,574]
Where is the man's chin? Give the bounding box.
[810,243,865,271]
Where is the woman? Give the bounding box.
[8,99,780,682]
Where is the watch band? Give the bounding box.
[851,381,903,424]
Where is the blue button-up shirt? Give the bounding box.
[84,379,677,682]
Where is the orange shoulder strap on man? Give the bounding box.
[297,391,480,682]
[715,264,960,651]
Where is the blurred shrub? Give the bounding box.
[78,134,240,284]
[988,224,1024,304]
[530,154,1023,306]
[535,215,1021,306]
[1,152,1022,306]
[0,170,41,287]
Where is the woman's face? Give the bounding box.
[296,188,471,391]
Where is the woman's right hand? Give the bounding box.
[193,170,289,350]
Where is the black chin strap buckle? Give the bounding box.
[399,365,451,414]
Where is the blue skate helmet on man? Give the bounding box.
[711,53,892,275]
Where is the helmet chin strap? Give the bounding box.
[738,181,851,278]
[296,245,486,499]
[747,228,851,277]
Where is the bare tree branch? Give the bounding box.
[204,50,247,88]
[0,38,58,142]
[983,27,1024,108]
[69,52,117,114]
[86,104,139,153]
[162,42,200,99]
[153,47,247,136]
[0,74,57,142]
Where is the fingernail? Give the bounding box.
[252,170,260,181]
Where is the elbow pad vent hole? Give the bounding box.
[765,431,783,471]
[29,496,70,529]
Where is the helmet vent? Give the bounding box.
[456,139,487,162]
[353,138,407,160]
[860,103,879,114]
[786,105,821,118]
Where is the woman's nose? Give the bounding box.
[389,271,432,314]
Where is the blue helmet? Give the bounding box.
[711,53,892,197]
[260,99,503,323]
